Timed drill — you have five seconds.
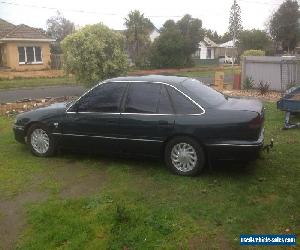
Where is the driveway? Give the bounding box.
[0,85,86,103]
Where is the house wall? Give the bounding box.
[2,42,51,71]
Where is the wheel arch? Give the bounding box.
[162,134,208,159]
[24,121,48,137]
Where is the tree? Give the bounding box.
[61,24,128,85]
[269,0,300,52]
[150,15,204,68]
[124,10,153,66]
[238,29,271,53]
[204,29,222,43]
[46,11,75,53]
[228,0,243,42]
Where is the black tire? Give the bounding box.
[27,123,55,157]
[164,136,205,176]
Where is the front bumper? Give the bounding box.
[13,125,26,144]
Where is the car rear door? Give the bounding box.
[61,82,128,153]
[118,82,175,156]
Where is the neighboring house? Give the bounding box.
[0,18,55,71]
[193,36,238,63]
[193,36,218,59]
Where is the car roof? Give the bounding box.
[107,75,189,87]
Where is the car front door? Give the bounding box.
[118,82,175,157]
[61,82,128,153]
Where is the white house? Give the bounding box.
[193,36,238,63]
[193,36,218,59]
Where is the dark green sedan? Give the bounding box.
[13,75,265,176]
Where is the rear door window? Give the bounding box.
[158,85,174,114]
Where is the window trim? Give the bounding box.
[66,80,206,116]
[18,46,43,65]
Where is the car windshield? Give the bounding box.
[181,79,227,107]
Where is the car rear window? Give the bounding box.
[181,79,226,107]
[166,86,201,114]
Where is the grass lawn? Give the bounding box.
[177,67,241,78]
[0,103,299,249]
[0,76,79,90]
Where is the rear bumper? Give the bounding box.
[206,129,264,161]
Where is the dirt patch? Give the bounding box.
[0,160,107,249]
[222,89,282,102]
[51,162,107,199]
[0,190,48,250]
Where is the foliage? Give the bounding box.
[124,10,153,67]
[204,29,222,43]
[228,0,243,40]
[46,11,75,53]
[61,23,128,85]
[258,80,270,95]
[242,50,266,57]
[243,76,255,89]
[269,0,300,52]
[150,15,204,68]
[238,29,271,53]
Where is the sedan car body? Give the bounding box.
[13,75,265,176]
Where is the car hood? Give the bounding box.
[219,97,263,114]
[16,102,68,122]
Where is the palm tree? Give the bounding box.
[124,10,154,65]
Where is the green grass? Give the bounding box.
[177,68,241,78]
[0,103,299,249]
[0,76,79,90]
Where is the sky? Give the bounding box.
[0,0,286,35]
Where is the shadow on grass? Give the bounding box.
[55,148,257,179]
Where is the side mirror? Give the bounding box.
[67,101,80,113]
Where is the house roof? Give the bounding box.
[219,40,236,48]
[0,18,15,38]
[0,18,54,42]
[202,36,218,47]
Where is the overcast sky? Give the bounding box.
[0,0,285,35]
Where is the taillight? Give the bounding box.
[249,114,263,129]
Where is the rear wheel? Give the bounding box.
[27,124,55,157]
[165,137,205,176]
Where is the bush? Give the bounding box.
[61,23,128,85]
[258,80,270,95]
[243,76,255,89]
[242,50,265,57]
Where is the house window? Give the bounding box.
[207,48,211,59]
[18,46,42,64]
[194,48,201,57]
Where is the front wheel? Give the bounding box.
[27,124,55,157]
[165,137,205,176]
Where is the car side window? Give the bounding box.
[158,85,174,114]
[124,82,161,114]
[77,82,127,112]
[166,86,201,114]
